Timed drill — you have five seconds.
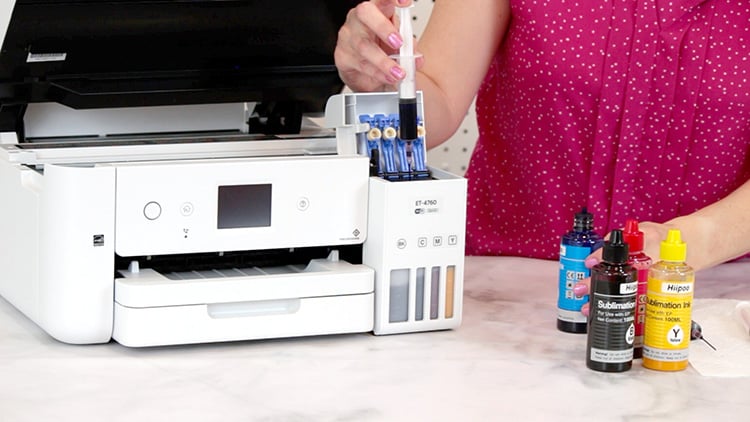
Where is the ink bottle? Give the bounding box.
[586,229,637,372]
[622,219,652,358]
[557,207,603,333]
[643,229,695,371]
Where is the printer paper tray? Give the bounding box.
[113,260,374,347]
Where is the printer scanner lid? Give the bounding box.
[0,0,359,137]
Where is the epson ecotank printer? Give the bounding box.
[0,0,467,346]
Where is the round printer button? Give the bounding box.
[143,201,162,220]
[180,202,194,216]
[297,197,310,211]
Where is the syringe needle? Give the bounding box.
[700,337,717,351]
[691,320,717,351]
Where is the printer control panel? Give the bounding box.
[113,155,369,257]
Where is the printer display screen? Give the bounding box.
[217,184,272,229]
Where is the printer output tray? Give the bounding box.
[114,256,374,347]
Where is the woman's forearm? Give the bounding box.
[414,0,510,148]
[665,178,750,271]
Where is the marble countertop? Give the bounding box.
[1,256,749,421]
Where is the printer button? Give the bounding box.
[297,197,310,211]
[143,201,162,220]
[180,202,194,216]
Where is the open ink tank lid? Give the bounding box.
[623,219,644,253]
[602,229,629,264]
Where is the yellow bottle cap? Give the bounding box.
[660,229,687,262]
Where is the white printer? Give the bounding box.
[0,0,466,347]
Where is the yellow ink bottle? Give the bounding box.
[642,229,695,371]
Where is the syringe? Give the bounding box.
[690,320,717,351]
[397,6,418,142]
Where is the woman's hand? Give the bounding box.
[334,0,421,92]
[576,177,750,314]
[335,0,509,145]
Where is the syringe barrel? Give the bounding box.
[399,98,418,140]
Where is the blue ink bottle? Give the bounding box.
[557,207,603,333]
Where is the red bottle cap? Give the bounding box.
[623,219,644,253]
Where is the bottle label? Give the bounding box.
[643,277,694,362]
[557,244,590,322]
[588,292,636,363]
[661,282,693,294]
[620,282,637,294]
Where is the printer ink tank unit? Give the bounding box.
[325,92,467,335]
[0,1,466,346]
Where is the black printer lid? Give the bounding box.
[0,0,359,133]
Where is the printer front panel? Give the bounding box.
[113,155,369,257]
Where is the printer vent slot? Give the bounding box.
[115,245,362,278]
[164,266,307,281]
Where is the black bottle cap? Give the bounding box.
[573,207,594,231]
[602,229,629,263]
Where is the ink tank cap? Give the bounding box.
[602,229,629,264]
[573,207,594,231]
[660,229,687,262]
[622,219,644,253]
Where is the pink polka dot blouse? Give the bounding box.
[465,0,750,260]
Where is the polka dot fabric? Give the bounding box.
[465,0,750,259]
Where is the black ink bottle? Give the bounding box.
[586,229,637,372]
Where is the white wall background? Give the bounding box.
[412,0,478,176]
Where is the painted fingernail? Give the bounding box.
[398,0,409,5]
[387,32,402,49]
[582,306,590,318]
[385,74,398,84]
[584,257,599,269]
[390,66,405,80]
[573,283,588,296]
